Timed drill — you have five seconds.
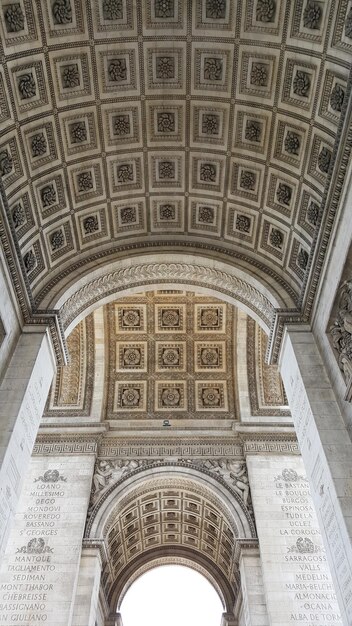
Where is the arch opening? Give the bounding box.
[119,564,224,626]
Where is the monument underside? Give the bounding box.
[0,0,351,341]
[0,1,352,626]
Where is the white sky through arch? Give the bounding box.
[120,565,224,626]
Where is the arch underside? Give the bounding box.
[0,0,350,331]
[87,467,255,539]
[0,4,351,620]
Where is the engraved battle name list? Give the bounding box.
[0,457,94,626]
[247,456,342,626]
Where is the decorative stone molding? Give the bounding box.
[24,313,68,366]
[82,538,109,569]
[329,279,352,400]
[247,316,290,412]
[44,314,68,365]
[86,461,257,540]
[32,432,299,458]
[233,538,260,563]
[301,72,352,320]
[239,431,300,455]
[32,435,98,456]
[44,314,94,416]
[91,457,252,509]
[59,262,275,331]
[0,186,68,366]
[98,437,244,459]
[266,308,304,364]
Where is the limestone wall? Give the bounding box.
[0,253,21,383]
[0,455,95,626]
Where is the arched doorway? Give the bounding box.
[85,459,256,624]
[119,564,224,626]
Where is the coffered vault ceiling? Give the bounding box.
[102,482,240,603]
[0,0,351,312]
[87,471,256,609]
[44,291,289,422]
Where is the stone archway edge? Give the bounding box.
[58,261,276,332]
[28,257,304,366]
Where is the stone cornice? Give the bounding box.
[234,538,260,563]
[32,434,99,456]
[82,538,109,568]
[239,430,300,455]
[31,312,68,366]
[32,430,299,457]
[266,309,304,365]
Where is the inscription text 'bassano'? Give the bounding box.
[0,470,68,625]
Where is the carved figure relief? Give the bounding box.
[34,469,67,483]
[329,280,352,391]
[16,538,53,554]
[202,459,250,505]
[274,468,308,483]
[287,537,320,554]
[90,457,253,520]
[92,459,142,502]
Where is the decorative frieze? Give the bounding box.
[32,435,98,456]
[32,432,299,458]
[90,457,252,508]
[97,438,244,459]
